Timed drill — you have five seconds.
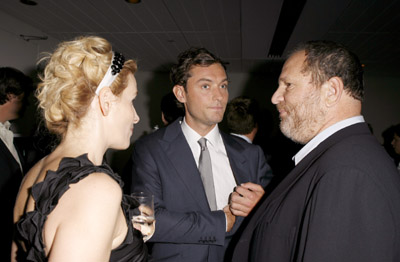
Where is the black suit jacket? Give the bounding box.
[0,139,24,260]
[232,122,400,261]
[131,119,271,262]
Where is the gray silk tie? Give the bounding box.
[198,137,217,211]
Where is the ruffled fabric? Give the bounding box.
[14,154,147,262]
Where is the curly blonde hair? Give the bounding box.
[37,36,137,136]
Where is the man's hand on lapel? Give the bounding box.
[223,205,236,232]
[229,182,264,217]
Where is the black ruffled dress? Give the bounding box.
[14,154,147,262]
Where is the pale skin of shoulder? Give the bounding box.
[11,84,134,262]
[12,156,127,262]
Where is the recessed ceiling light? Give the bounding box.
[20,0,37,5]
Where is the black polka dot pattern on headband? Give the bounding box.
[111,52,125,75]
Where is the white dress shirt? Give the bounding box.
[181,118,237,210]
[0,121,22,171]
[231,133,252,144]
[293,116,365,165]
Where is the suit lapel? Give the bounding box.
[232,137,324,258]
[159,120,210,210]
[0,139,21,172]
[221,133,249,185]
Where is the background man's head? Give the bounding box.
[160,92,185,125]
[0,67,33,122]
[226,96,259,141]
[392,124,400,155]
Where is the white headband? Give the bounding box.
[95,51,125,95]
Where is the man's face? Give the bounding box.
[174,63,229,135]
[392,133,400,155]
[271,51,327,144]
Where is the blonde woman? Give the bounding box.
[12,36,147,261]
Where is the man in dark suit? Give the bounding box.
[231,41,400,261]
[0,67,32,260]
[131,47,271,261]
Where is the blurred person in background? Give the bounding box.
[225,96,259,144]
[0,67,32,261]
[391,123,400,172]
[160,91,185,126]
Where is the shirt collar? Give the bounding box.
[181,117,220,147]
[231,133,252,144]
[0,121,11,130]
[293,115,365,165]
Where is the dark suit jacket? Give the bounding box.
[231,122,400,261]
[0,139,24,260]
[131,119,271,262]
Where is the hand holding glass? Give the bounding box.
[131,192,155,242]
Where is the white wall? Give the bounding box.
[0,10,59,137]
[0,10,58,74]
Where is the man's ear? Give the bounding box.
[322,77,344,107]
[6,93,16,102]
[173,85,186,103]
[97,86,114,116]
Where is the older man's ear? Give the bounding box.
[322,76,344,108]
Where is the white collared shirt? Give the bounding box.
[181,118,237,210]
[293,116,365,165]
[0,121,22,171]
[231,133,252,144]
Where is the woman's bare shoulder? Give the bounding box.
[68,171,123,202]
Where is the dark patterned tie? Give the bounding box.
[198,137,217,211]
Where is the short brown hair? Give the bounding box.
[170,47,227,89]
[0,67,32,105]
[291,40,364,101]
[226,96,259,135]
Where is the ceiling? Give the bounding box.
[1,0,400,76]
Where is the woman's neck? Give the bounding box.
[55,126,107,165]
